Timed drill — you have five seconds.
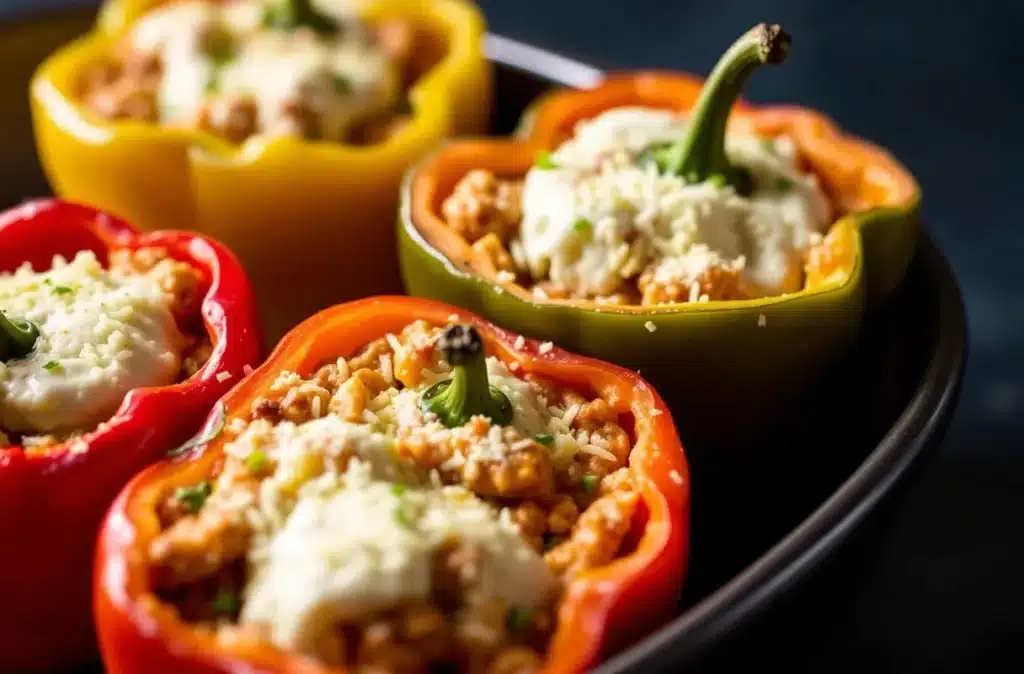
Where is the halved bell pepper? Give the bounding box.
[0,199,262,671]
[398,24,920,443]
[95,295,690,674]
[31,0,492,343]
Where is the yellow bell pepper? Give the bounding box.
[30,0,491,344]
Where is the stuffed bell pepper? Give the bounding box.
[399,24,920,442]
[32,0,491,342]
[95,296,689,674]
[0,199,261,671]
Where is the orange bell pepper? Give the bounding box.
[95,296,690,674]
[398,25,920,445]
[31,0,492,343]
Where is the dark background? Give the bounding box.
[2,0,1022,671]
[471,1,1023,672]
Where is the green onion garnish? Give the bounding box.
[175,481,212,514]
[534,151,559,170]
[244,449,267,473]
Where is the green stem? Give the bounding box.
[420,325,513,428]
[262,0,338,34]
[662,23,791,192]
[0,310,39,362]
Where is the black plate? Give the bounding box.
[0,6,966,673]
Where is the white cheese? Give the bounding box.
[0,251,183,433]
[224,414,417,528]
[129,0,400,139]
[241,466,556,656]
[486,358,549,438]
[516,107,832,298]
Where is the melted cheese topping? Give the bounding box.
[242,462,556,656]
[129,0,400,139]
[225,347,624,654]
[515,107,832,297]
[0,251,184,433]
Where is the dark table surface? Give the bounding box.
[3,0,1022,671]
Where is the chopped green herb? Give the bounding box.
[205,73,220,94]
[572,217,593,235]
[390,483,407,496]
[52,285,73,295]
[708,174,727,188]
[245,449,267,473]
[212,590,239,616]
[174,481,212,514]
[535,433,555,448]
[505,606,532,633]
[331,73,352,94]
[534,151,559,170]
[581,475,599,494]
[760,137,776,154]
[42,360,61,372]
[775,176,794,192]
[392,503,412,528]
[168,403,226,457]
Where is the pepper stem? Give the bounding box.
[262,0,338,34]
[0,310,40,362]
[420,325,513,428]
[662,23,791,191]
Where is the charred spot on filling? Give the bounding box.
[146,319,641,672]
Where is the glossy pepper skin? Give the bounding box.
[95,296,690,674]
[31,0,492,343]
[0,199,262,672]
[398,29,920,443]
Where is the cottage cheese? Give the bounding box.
[515,107,832,298]
[0,251,183,433]
[242,461,556,657]
[129,0,400,139]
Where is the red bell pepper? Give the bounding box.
[0,199,262,671]
[95,295,689,674]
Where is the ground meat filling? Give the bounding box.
[79,0,418,147]
[0,247,212,452]
[150,320,640,673]
[441,169,766,305]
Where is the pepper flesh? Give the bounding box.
[31,0,492,343]
[398,31,919,444]
[94,296,689,674]
[0,199,262,672]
